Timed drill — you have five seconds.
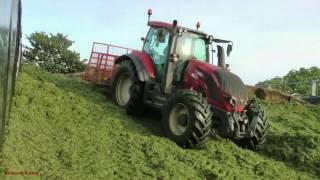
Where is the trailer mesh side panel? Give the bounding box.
[83,43,134,84]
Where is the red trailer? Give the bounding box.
[83,42,135,85]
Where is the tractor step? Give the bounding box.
[145,95,166,109]
[143,81,166,109]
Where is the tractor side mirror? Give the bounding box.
[227,44,233,57]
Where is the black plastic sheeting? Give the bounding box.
[302,96,320,105]
[0,0,22,144]
[214,69,248,106]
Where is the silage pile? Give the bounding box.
[0,65,319,179]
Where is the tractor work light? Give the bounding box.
[196,21,200,30]
[173,19,178,27]
[148,9,152,16]
[147,9,152,24]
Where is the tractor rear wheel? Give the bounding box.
[111,61,144,115]
[238,108,269,150]
[162,90,213,148]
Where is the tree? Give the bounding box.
[23,32,86,73]
[256,66,320,96]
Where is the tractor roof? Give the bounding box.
[148,21,172,28]
[148,21,208,36]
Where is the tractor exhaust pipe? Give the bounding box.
[217,45,225,68]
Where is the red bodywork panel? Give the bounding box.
[130,50,156,79]
[183,60,245,112]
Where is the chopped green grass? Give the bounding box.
[0,65,319,179]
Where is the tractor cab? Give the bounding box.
[142,10,233,96]
[143,21,210,82]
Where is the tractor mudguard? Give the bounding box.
[246,100,264,137]
[248,113,259,135]
[183,60,228,111]
[115,54,152,82]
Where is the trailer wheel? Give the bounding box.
[162,90,213,148]
[112,61,144,114]
[238,108,269,150]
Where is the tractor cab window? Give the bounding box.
[143,27,170,81]
[173,33,208,82]
[176,33,208,62]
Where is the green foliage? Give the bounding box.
[0,65,319,179]
[256,67,320,96]
[23,32,86,73]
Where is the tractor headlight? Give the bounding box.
[224,95,236,109]
[224,94,231,101]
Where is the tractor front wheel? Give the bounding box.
[111,61,144,115]
[162,90,213,148]
[238,107,269,150]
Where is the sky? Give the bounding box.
[22,0,320,85]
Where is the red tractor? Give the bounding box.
[85,10,269,149]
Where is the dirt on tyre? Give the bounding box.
[162,90,213,148]
[111,61,144,115]
[238,107,269,150]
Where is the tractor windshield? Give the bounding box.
[176,33,208,62]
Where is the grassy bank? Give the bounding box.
[0,65,319,179]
